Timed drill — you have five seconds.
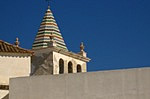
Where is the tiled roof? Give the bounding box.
[32,6,68,50]
[0,40,33,54]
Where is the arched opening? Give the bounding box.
[68,61,73,73]
[59,59,64,74]
[77,65,82,73]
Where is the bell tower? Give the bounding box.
[31,5,90,75]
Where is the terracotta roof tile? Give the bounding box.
[0,40,33,54]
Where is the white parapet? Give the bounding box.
[9,67,150,99]
[0,90,9,99]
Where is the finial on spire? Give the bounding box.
[46,0,51,8]
[48,5,50,9]
[14,37,20,47]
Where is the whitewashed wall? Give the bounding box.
[9,67,150,99]
[53,52,87,74]
[0,55,31,85]
[0,90,9,99]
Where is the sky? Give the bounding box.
[0,0,150,71]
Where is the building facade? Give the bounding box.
[0,40,33,99]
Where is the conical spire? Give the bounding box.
[32,6,67,50]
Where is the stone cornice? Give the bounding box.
[0,52,32,57]
[32,46,91,62]
[0,85,9,90]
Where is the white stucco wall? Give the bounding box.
[0,55,31,85]
[0,90,9,99]
[9,67,150,99]
[53,52,87,74]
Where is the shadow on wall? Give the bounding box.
[2,94,9,99]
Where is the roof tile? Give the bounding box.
[0,40,33,54]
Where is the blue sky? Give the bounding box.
[0,0,150,71]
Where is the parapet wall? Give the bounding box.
[10,67,150,99]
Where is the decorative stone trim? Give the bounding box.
[32,46,91,62]
[0,85,9,90]
[0,52,32,57]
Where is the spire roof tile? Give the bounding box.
[32,6,67,50]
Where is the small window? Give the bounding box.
[68,61,73,73]
[77,65,82,73]
[59,59,64,74]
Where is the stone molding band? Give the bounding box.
[0,85,9,90]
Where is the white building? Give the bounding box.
[0,39,33,98]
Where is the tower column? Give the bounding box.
[64,60,68,74]
[73,61,77,73]
[53,54,59,75]
[82,63,87,72]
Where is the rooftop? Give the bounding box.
[0,40,33,54]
